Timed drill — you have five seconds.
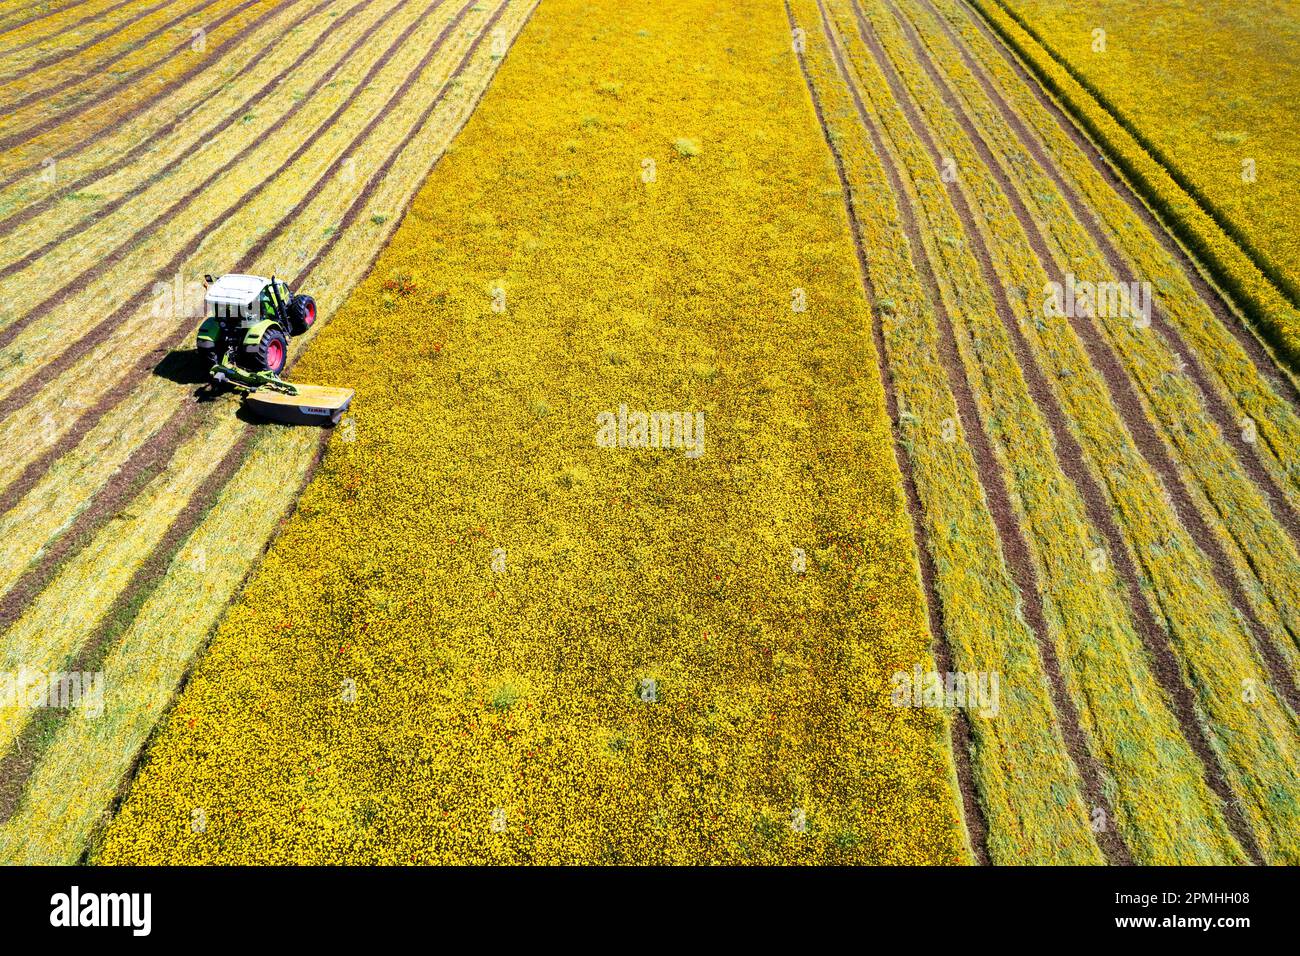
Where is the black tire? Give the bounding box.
[197,333,225,366]
[242,326,288,374]
[286,294,317,336]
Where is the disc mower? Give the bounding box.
[196,273,353,425]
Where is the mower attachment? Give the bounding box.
[243,383,355,426]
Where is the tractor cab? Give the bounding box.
[196,273,316,375]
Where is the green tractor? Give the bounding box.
[194,273,353,426]
[196,273,316,375]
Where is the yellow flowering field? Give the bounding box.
[96,0,970,864]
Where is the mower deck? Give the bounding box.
[243,383,355,426]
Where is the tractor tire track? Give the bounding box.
[784,0,988,866]
[0,0,271,156]
[0,0,228,117]
[951,0,1300,408]
[0,0,372,278]
[862,0,1300,714]
[903,0,1300,553]
[0,0,324,232]
[0,0,179,84]
[818,0,1128,866]
[843,0,1269,861]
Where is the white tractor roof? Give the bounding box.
[205,273,268,307]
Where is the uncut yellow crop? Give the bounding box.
[98,0,966,863]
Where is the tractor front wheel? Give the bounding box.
[243,326,288,375]
[287,294,317,335]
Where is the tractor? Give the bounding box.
[196,273,316,375]
[194,274,353,426]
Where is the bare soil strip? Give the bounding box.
[867,0,1300,713]
[818,0,1129,866]
[785,0,988,866]
[843,0,1272,862]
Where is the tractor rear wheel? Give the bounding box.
[243,326,288,374]
[287,294,317,335]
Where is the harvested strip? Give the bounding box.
[0,0,229,118]
[818,0,1128,864]
[0,424,322,864]
[0,0,405,339]
[0,412,246,762]
[0,0,278,162]
[0,0,100,36]
[0,0,455,409]
[964,0,1300,374]
[0,0,177,84]
[912,0,1300,520]
[0,0,139,65]
[788,0,1104,865]
[0,0,317,201]
[839,0,1297,862]
[874,0,1300,697]
[936,0,1300,501]
[0,0,357,260]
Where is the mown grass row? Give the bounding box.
[0,0,359,267]
[841,0,1300,862]
[0,0,207,86]
[924,0,1300,529]
[0,0,289,178]
[0,0,318,209]
[887,0,1300,685]
[0,423,322,864]
[98,0,966,864]
[965,0,1300,376]
[823,0,1263,863]
[0,0,462,590]
[793,0,1103,864]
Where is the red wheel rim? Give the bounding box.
[267,339,285,371]
[305,303,316,326]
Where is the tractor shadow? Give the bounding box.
[152,349,211,388]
